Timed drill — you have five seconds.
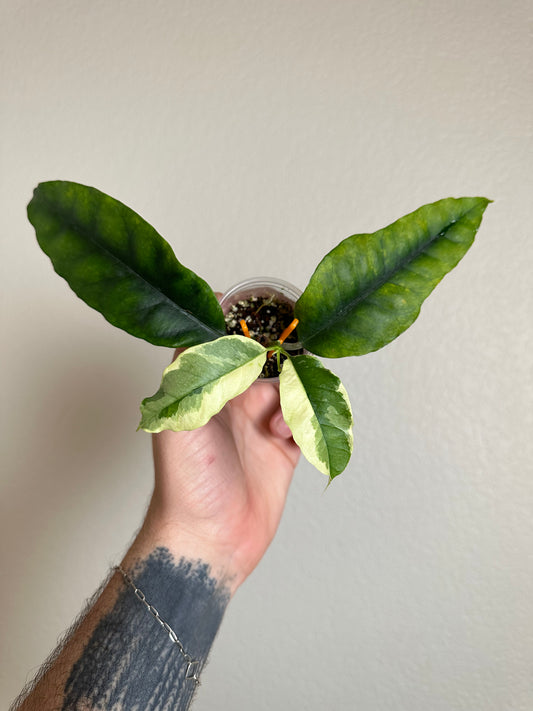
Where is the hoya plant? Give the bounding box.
[27,181,491,480]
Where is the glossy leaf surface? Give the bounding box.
[27,181,226,347]
[295,197,491,357]
[279,355,353,479]
[139,335,267,432]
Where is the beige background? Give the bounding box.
[1,1,532,709]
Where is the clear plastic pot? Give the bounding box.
[219,277,303,379]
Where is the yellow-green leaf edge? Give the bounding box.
[139,335,267,432]
[279,355,354,479]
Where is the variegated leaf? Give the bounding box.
[279,355,353,479]
[139,336,267,432]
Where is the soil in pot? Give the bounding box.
[224,294,303,378]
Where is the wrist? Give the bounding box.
[128,505,241,595]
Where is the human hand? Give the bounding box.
[139,355,300,594]
[14,325,299,710]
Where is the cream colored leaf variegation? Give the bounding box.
[139,335,267,432]
[279,355,353,479]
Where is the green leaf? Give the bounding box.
[295,197,491,357]
[27,181,226,347]
[279,355,353,479]
[139,335,267,432]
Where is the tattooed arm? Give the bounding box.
[13,380,299,711]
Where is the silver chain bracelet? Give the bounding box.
[115,564,201,685]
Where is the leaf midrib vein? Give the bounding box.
[303,209,476,344]
[53,203,224,341]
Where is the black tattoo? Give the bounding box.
[62,548,229,710]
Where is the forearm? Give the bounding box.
[13,522,231,711]
[13,385,298,710]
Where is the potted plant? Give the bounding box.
[27,181,491,480]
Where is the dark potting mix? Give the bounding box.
[224,294,302,378]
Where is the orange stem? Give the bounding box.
[267,318,300,358]
[278,318,299,345]
[239,319,251,338]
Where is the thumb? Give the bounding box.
[270,409,293,439]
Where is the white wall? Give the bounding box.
[1,1,531,709]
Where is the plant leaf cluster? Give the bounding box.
[27,181,491,479]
